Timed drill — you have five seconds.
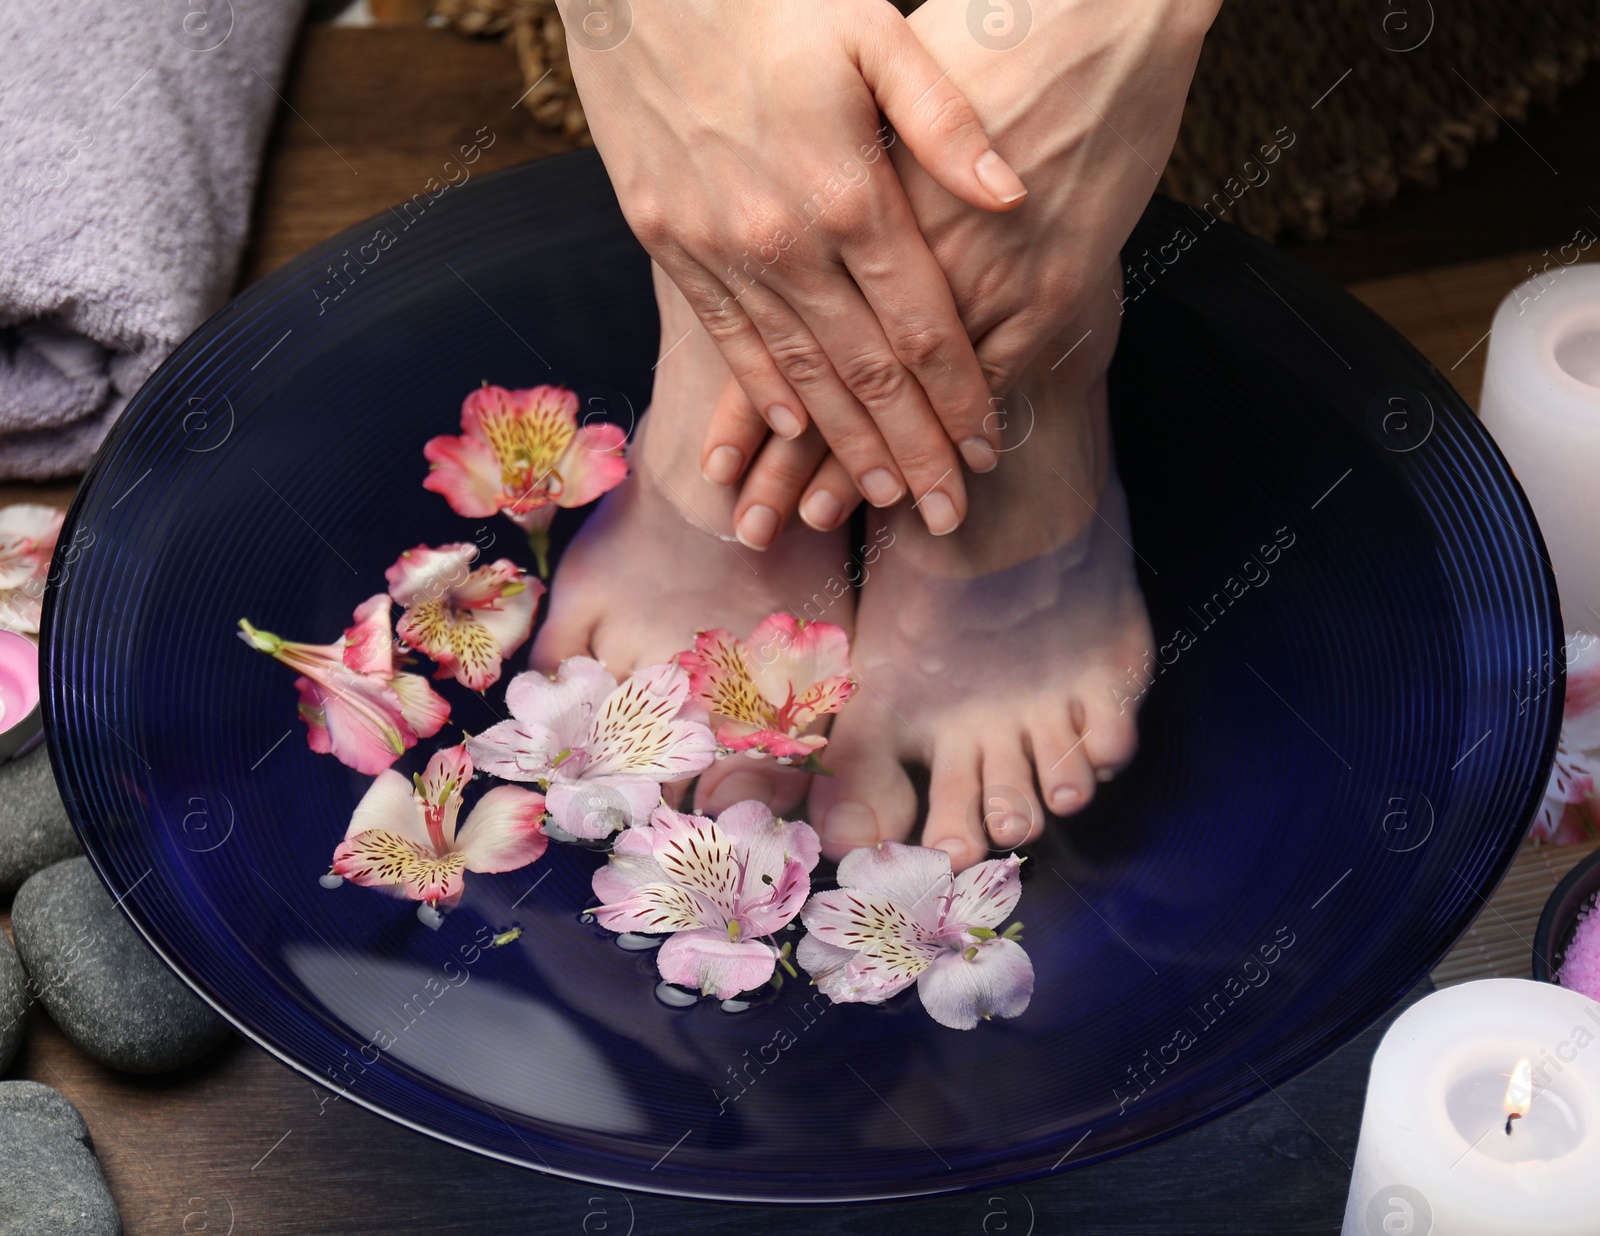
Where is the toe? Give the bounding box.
[696,758,812,816]
[1034,715,1097,817]
[980,736,1046,853]
[921,740,985,871]
[1080,695,1140,781]
[808,700,917,862]
[529,603,596,675]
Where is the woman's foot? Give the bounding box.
[808,292,1154,869]
[533,266,853,813]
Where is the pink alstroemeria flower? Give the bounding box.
[466,656,716,839]
[239,595,450,776]
[1533,633,1600,845]
[385,543,543,692]
[679,614,855,761]
[423,384,628,573]
[332,743,547,909]
[797,843,1033,1030]
[592,802,820,998]
[0,504,64,634]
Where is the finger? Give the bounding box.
[785,277,969,536]
[796,453,861,533]
[731,277,912,511]
[654,253,809,441]
[842,200,1000,467]
[731,428,831,549]
[702,377,773,488]
[857,12,1027,212]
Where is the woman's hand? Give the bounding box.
[703,0,1220,541]
[562,0,1030,536]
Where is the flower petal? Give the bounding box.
[296,671,411,775]
[583,666,717,781]
[1564,633,1600,749]
[680,629,771,730]
[745,614,852,714]
[649,808,740,916]
[505,658,614,745]
[384,543,479,607]
[344,769,428,846]
[553,424,630,509]
[545,776,661,838]
[738,856,810,936]
[945,855,1024,933]
[389,672,450,740]
[592,882,706,934]
[455,785,548,872]
[917,937,1035,1030]
[839,936,935,1002]
[656,929,776,999]
[465,719,556,783]
[423,431,504,518]
[343,595,396,677]
[591,825,672,904]
[835,841,953,929]
[794,934,862,1000]
[801,886,927,951]
[332,828,467,904]
[714,799,821,881]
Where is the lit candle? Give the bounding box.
[1479,265,1600,632]
[1342,978,1600,1235]
[0,627,41,762]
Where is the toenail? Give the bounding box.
[988,813,1030,846]
[959,437,999,473]
[707,770,777,810]
[702,445,744,486]
[1050,786,1082,813]
[735,504,780,550]
[766,404,804,440]
[825,803,879,848]
[859,468,905,507]
[933,837,968,865]
[918,491,959,536]
[800,488,845,530]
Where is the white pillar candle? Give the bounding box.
[1479,264,1600,633]
[1341,979,1600,1235]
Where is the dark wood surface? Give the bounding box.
[3,20,1598,1235]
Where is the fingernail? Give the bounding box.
[704,770,777,812]
[800,488,844,530]
[1050,786,1082,814]
[766,404,804,440]
[859,468,905,507]
[825,803,879,848]
[702,445,744,486]
[960,436,998,473]
[975,149,1027,204]
[918,490,959,535]
[735,504,780,550]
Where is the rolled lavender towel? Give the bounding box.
[0,0,307,480]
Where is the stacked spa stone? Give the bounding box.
[2,750,232,1233]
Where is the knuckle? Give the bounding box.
[922,92,983,146]
[836,351,908,408]
[626,200,671,248]
[892,324,950,372]
[769,336,833,387]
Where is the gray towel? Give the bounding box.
[0,0,306,480]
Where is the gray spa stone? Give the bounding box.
[11,858,230,1074]
[0,1081,121,1235]
[1,929,26,1073]
[0,746,81,896]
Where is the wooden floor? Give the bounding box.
[2,22,1598,1235]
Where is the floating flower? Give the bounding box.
[591,801,820,998]
[332,743,547,911]
[0,504,64,634]
[385,543,542,692]
[239,596,450,775]
[466,656,716,839]
[797,843,1033,1030]
[423,384,628,574]
[678,614,855,762]
[1533,633,1600,845]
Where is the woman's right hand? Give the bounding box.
[560,0,1028,534]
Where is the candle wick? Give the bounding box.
[1505,1112,1522,1136]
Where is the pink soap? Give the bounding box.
[1560,893,1600,1002]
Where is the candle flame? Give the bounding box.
[1504,1058,1534,1120]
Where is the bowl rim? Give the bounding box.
[1533,847,1600,983]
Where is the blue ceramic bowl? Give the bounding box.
[42,153,1561,1202]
